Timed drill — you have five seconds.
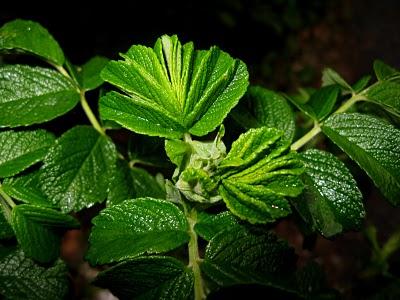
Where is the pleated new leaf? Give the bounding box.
[0,130,55,178]
[100,34,249,138]
[218,127,304,224]
[0,65,80,127]
[293,149,365,237]
[40,126,117,212]
[0,19,64,66]
[87,198,189,265]
[231,86,295,141]
[202,227,297,292]
[11,205,79,263]
[322,113,400,205]
[93,256,194,300]
[0,248,69,300]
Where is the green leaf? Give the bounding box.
[0,130,55,178]
[129,134,170,168]
[293,149,365,237]
[352,75,371,93]
[93,256,194,300]
[0,248,69,300]
[194,211,240,241]
[231,86,295,141]
[322,113,400,205]
[11,204,79,263]
[322,68,353,93]
[217,127,304,224]
[0,65,80,127]
[0,209,13,239]
[100,34,249,138]
[202,227,297,292]
[373,60,400,82]
[165,139,192,171]
[107,161,166,207]
[0,19,64,66]
[40,126,117,212]
[364,80,400,117]
[87,198,189,265]
[77,56,109,91]
[307,85,340,121]
[2,170,52,207]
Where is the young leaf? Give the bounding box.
[364,80,400,117]
[0,130,55,178]
[201,227,297,292]
[293,149,365,237]
[100,34,249,138]
[322,113,400,205]
[2,170,52,207]
[11,204,79,263]
[0,248,69,300]
[77,56,109,91]
[107,161,166,207]
[373,60,400,82]
[231,86,295,141]
[0,19,64,66]
[93,256,194,300]
[40,126,117,212]
[87,198,189,265]
[322,67,353,93]
[352,75,371,93]
[194,211,240,241]
[0,65,80,127]
[218,127,304,224]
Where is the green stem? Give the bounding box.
[80,91,106,136]
[290,93,365,151]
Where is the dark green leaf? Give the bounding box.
[202,227,297,292]
[2,170,52,207]
[373,60,400,82]
[307,85,340,121]
[129,134,170,168]
[94,256,194,300]
[218,127,304,223]
[293,149,365,237]
[0,248,69,300]
[87,198,189,265]
[107,161,165,207]
[194,211,240,241]
[11,204,79,263]
[100,35,249,138]
[0,130,55,178]
[322,68,353,93]
[40,126,117,212]
[322,113,400,205]
[0,209,13,239]
[0,65,80,127]
[77,56,109,91]
[364,80,400,117]
[352,75,371,93]
[231,86,295,141]
[0,19,64,65]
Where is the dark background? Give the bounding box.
[2,1,400,299]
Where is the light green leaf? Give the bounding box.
[11,204,79,263]
[93,256,194,300]
[0,65,80,127]
[202,227,297,292]
[87,198,189,265]
[40,126,117,212]
[322,113,400,205]
[217,127,304,224]
[364,80,400,117]
[100,34,249,138]
[0,248,68,300]
[0,130,55,178]
[293,149,365,237]
[194,211,240,241]
[322,68,353,93]
[77,56,109,91]
[373,60,400,82]
[231,86,295,141]
[2,170,52,207]
[107,161,166,207]
[165,139,192,171]
[0,19,64,66]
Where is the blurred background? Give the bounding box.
[1,0,400,299]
